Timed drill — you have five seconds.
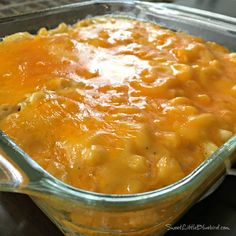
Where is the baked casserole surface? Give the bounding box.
[0,17,235,194]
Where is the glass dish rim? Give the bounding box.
[0,0,236,207]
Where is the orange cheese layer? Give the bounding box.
[0,17,236,194]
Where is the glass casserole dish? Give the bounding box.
[0,1,236,235]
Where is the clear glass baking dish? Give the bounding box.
[0,1,236,235]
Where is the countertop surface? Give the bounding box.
[0,1,236,236]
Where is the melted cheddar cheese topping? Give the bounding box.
[0,17,236,194]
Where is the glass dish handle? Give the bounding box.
[0,130,77,201]
[0,148,25,192]
[0,130,46,193]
